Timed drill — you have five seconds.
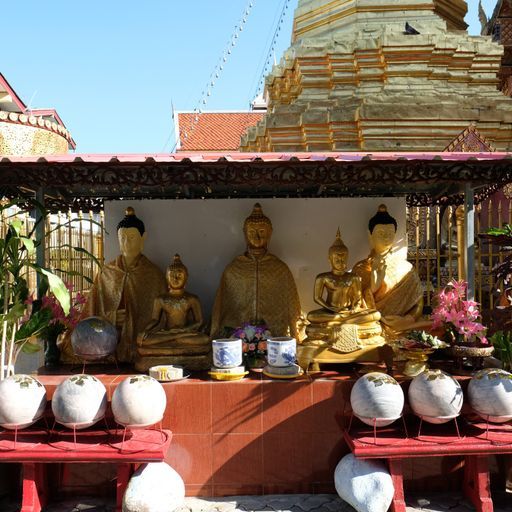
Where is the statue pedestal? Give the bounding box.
[135,338,211,372]
[297,340,393,372]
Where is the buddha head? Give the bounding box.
[368,204,397,254]
[117,207,146,260]
[329,228,348,274]
[243,203,273,253]
[166,254,188,291]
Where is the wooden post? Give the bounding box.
[35,188,45,297]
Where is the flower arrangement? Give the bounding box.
[231,322,270,368]
[431,280,488,346]
[398,330,448,350]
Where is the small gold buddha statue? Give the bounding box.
[352,204,428,337]
[59,207,167,364]
[134,254,210,372]
[306,229,382,345]
[210,203,302,340]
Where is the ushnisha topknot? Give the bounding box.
[243,203,273,231]
[167,254,188,273]
[117,207,145,236]
[368,204,397,233]
[329,228,348,255]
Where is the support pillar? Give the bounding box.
[464,184,475,300]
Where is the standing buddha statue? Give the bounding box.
[210,203,302,339]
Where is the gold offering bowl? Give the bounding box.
[400,347,435,377]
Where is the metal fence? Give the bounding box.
[0,208,104,297]
[407,192,511,311]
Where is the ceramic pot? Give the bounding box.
[0,375,47,430]
[408,370,463,424]
[267,337,296,367]
[52,374,107,429]
[212,338,243,369]
[111,375,166,428]
[350,372,404,427]
[468,369,512,423]
[71,316,118,361]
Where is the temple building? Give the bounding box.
[0,72,75,156]
[240,0,512,152]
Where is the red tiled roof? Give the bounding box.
[176,111,265,151]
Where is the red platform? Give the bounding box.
[0,428,172,512]
[344,419,512,512]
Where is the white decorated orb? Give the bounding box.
[468,369,512,423]
[52,374,107,429]
[350,372,404,427]
[408,370,463,424]
[112,375,166,428]
[0,375,47,429]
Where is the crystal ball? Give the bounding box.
[71,316,118,361]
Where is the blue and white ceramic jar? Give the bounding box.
[212,338,243,369]
[267,337,296,367]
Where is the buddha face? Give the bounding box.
[166,267,188,290]
[369,223,396,254]
[118,227,145,259]
[329,249,348,273]
[244,222,271,251]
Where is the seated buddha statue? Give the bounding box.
[210,203,302,340]
[134,254,210,372]
[59,207,167,364]
[306,229,383,347]
[352,204,428,338]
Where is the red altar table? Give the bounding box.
[344,418,512,512]
[0,428,172,512]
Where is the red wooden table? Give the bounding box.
[0,428,172,512]
[344,419,512,512]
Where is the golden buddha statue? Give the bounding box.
[298,230,388,371]
[306,229,382,345]
[59,207,167,364]
[352,204,427,337]
[134,254,210,371]
[210,203,302,339]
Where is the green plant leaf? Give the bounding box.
[10,219,23,236]
[19,236,35,255]
[21,341,42,354]
[39,268,70,315]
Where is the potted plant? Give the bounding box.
[0,199,70,379]
[431,280,492,369]
[231,322,270,369]
[489,331,512,371]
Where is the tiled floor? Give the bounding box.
[31,492,511,512]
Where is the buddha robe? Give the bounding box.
[210,253,302,340]
[353,250,423,318]
[60,254,166,363]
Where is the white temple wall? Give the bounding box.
[104,198,407,319]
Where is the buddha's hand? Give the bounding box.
[371,255,386,292]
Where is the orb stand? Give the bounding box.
[469,414,512,442]
[48,416,110,451]
[109,419,167,454]
[0,415,49,451]
[346,412,409,445]
[72,353,119,375]
[415,415,463,443]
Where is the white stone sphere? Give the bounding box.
[0,375,47,429]
[408,370,463,424]
[123,462,185,512]
[112,375,166,428]
[468,369,512,423]
[350,372,404,427]
[52,374,107,429]
[334,454,394,512]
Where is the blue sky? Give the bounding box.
[2,0,497,153]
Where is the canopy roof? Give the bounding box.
[0,151,510,211]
